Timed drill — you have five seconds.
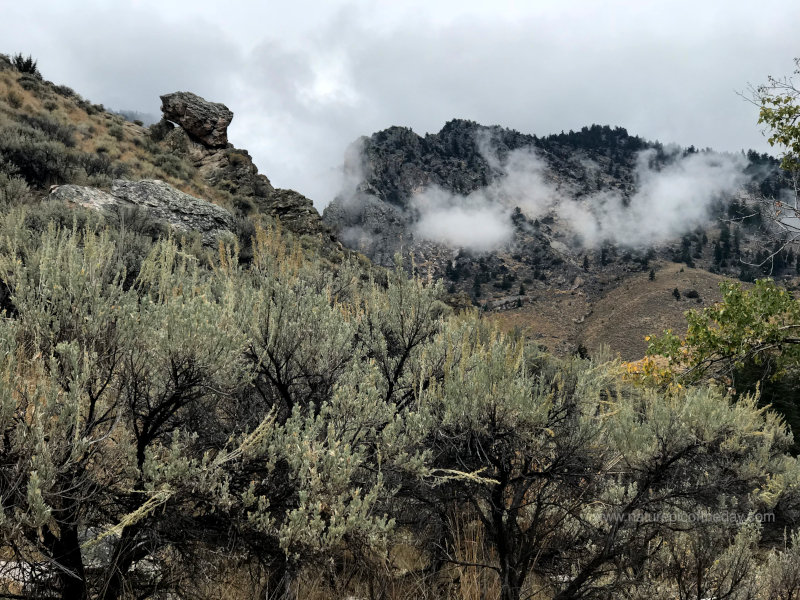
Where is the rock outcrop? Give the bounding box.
[345,120,540,209]
[322,193,409,265]
[51,179,235,246]
[152,92,340,251]
[267,189,330,237]
[160,92,233,148]
[49,184,118,211]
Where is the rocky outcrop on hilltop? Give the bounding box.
[152,92,338,249]
[348,120,539,207]
[51,179,235,246]
[160,92,234,148]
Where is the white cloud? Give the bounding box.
[410,143,749,251]
[412,186,513,252]
[559,149,749,247]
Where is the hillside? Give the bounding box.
[2,50,790,361]
[0,53,355,267]
[324,119,795,357]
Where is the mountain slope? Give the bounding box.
[0,53,351,266]
[324,119,794,356]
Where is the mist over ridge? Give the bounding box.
[327,119,760,257]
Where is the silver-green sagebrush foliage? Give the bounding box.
[0,207,800,600]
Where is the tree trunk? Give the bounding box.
[495,524,526,600]
[45,525,88,600]
[100,524,149,600]
[499,564,524,600]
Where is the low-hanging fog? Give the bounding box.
[410,142,749,252]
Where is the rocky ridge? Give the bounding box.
[323,120,644,286]
[31,85,343,257]
[150,91,340,250]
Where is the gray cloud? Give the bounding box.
[1,1,798,209]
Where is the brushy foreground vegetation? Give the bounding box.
[0,199,799,600]
[3,53,800,600]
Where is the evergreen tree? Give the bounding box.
[720,223,732,259]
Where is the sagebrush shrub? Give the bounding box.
[0,172,29,205]
[5,89,22,109]
[108,124,124,141]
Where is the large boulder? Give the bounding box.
[51,179,235,247]
[160,92,233,148]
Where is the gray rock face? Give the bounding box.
[348,120,535,209]
[323,119,538,266]
[49,184,118,211]
[51,180,235,246]
[322,193,409,265]
[267,189,331,237]
[160,92,233,148]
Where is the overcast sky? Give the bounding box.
[2,1,798,207]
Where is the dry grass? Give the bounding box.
[490,288,590,356]
[162,513,540,600]
[491,262,735,361]
[580,262,732,360]
[447,510,501,600]
[0,69,232,199]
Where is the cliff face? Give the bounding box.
[349,120,538,207]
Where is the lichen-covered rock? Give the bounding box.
[50,179,235,247]
[160,92,233,148]
[50,184,118,211]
